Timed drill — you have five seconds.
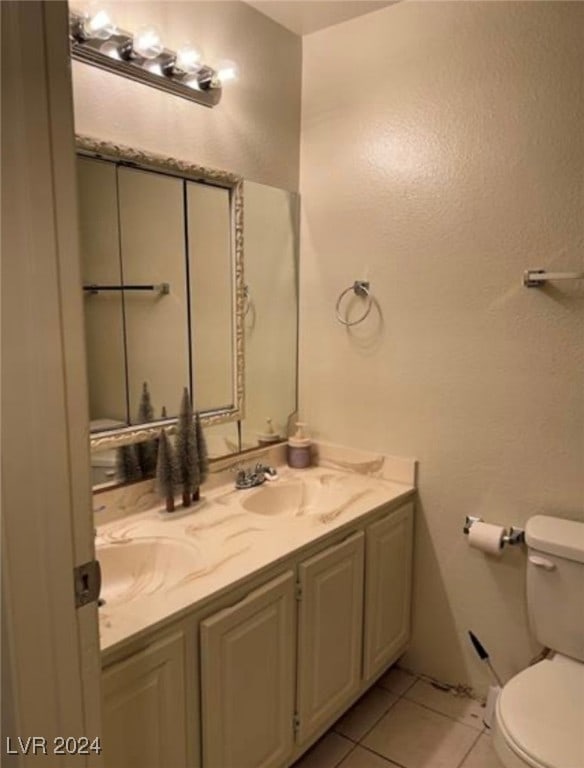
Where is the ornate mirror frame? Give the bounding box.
[77,135,245,452]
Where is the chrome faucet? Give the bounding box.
[235,463,277,490]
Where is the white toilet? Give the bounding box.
[494,515,584,768]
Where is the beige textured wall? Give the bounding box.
[72,1,301,190]
[300,1,584,694]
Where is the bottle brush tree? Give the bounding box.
[115,445,142,484]
[176,388,200,507]
[138,380,154,422]
[136,382,157,477]
[156,428,178,512]
[193,411,209,501]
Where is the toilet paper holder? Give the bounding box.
[463,516,525,546]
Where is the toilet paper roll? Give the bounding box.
[468,521,505,556]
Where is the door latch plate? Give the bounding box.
[74,559,102,608]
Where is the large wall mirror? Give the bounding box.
[78,134,243,445]
[80,137,299,489]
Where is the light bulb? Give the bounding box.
[175,44,202,74]
[83,8,115,40]
[133,26,163,60]
[216,59,239,85]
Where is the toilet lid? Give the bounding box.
[498,657,584,768]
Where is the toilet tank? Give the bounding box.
[525,515,584,662]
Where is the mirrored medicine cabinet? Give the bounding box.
[78,136,299,490]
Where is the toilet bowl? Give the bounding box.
[494,655,584,768]
[493,515,584,768]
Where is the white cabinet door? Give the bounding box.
[200,571,296,768]
[102,630,188,768]
[363,501,414,682]
[296,532,365,744]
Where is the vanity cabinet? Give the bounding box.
[296,532,364,744]
[101,629,189,768]
[363,501,414,681]
[100,496,415,768]
[200,571,296,768]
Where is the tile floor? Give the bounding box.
[293,667,505,768]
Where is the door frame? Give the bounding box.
[2,2,101,764]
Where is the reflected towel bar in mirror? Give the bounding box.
[83,283,170,295]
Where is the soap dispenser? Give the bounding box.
[287,422,312,468]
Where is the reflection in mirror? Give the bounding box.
[241,181,298,449]
[86,162,299,491]
[78,157,127,424]
[77,137,243,439]
[90,421,241,490]
[203,421,241,460]
[187,182,233,411]
[119,165,189,423]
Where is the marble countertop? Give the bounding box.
[95,444,416,656]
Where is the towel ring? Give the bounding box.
[335,281,373,326]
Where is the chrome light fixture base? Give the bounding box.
[69,11,222,108]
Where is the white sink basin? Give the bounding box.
[97,538,201,607]
[241,482,303,516]
[241,475,373,522]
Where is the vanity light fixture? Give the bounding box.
[69,8,237,108]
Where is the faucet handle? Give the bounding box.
[255,463,278,479]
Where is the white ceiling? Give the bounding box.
[244,1,396,36]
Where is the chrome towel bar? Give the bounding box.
[523,269,584,288]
